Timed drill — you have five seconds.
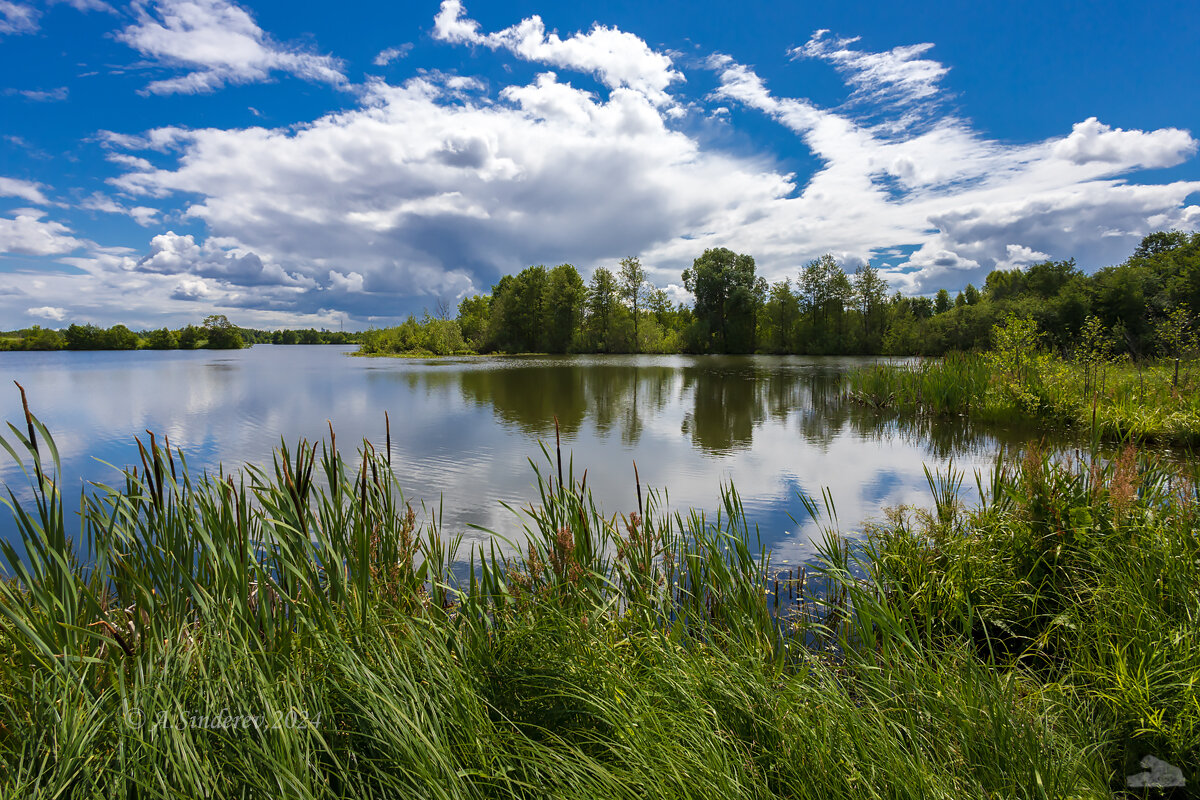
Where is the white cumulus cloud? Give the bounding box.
[708,52,1200,292]
[8,86,70,102]
[0,209,86,256]
[81,192,162,226]
[1053,117,1196,169]
[328,269,365,293]
[135,230,315,288]
[49,0,117,12]
[116,0,348,95]
[0,177,50,205]
[108,70,785,308]
[27,306,67,321]
[432,0,683,106]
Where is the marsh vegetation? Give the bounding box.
[848,314,1200,446]
[1,392,1197,797]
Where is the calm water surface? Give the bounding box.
[1,346,1031,563]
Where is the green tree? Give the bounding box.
[511,266,548,351]
[202,315,244,349]
[457,294,491,351]
[19,326,65,350]
[420,315,465,355]
[648,288,671,326]
[178,325,201,349]
[798,254,852,353]
[1128,230,1200,318]
[103,324,140,350]
[934,289,952,315]
[1023,259,1080,298]
[488,266,547,352]
[682,247,758,353]
[762,279,799,353]
[984,269,1026,302]
[1155,306,1196,388]
[799,255,833,328]
[911,295,934,320]
[64,324,105,350]
[853,264,889,352]
[749,276,768,351]
[1074,315,1116,400]
[1092,264,1151,354]
[1134,230,1189,259]
[484,275,515,351]
[144,327,178,349]
[585,267,618,352]
[990,315,1042,386]
[542,264,586,353]
[618,256,648,353]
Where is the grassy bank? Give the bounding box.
[847,349,1200,447]
[352,349,480,358]
[1,407,1196,796]
[866,447,1200,791]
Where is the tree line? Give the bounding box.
[1,315,362,352]
[360,231,1199,359]
[360,257,692,356]
[5,231,1194,358]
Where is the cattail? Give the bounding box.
[634,461,643,518]
[13,381,39,468]
[554,415,564,494]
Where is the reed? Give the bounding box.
[846,352,990,416]
[864,446,1200,788]
[0,407,1165,798]
[848,353,1200,446]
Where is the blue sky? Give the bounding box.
[1,0,1197,329]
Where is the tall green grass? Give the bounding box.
[866,446,1200,790]
[848,352,1200,446]
[846,353,991,416]
[3,398,1184,797]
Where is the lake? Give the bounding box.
[1,345,1032,563]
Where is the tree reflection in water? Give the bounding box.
[419,354,1036,460]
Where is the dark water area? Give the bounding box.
[1,346,1042,565]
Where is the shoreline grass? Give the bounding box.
[847,351,1200,447]
[864,446,1200,791]
[1,405,1196,796]
[351,350,527,359]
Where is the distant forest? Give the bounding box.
[360,230,1200,358]
[0,314,361,352]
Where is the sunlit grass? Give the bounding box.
[865,446,1200,789]
[4,396,1196,796]
[848,352,1200,446]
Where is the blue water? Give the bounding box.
[0,346,1020,564]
